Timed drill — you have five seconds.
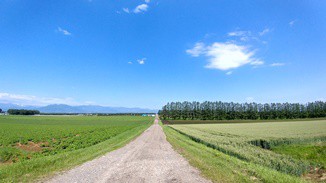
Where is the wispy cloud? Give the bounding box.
[121,2,150,15]
[228,28,272,42]
[250,59,264,66]
[186,42,205,57]
[57,27,71,36]
[226,71,233,75]
[137,58,146,64]
[289,20,297,27]
[0,92,81,106]
[187,42,263,71]
[128,61,133,64]
[122,8,130,13]
[270,62,285,67]
[228,31,249,37]
[228,30,252,42]
[259,28,270,36]
[134,4,148,13]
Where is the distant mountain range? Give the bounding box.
[0,103,158,113]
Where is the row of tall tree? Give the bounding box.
[7,109,40,115]
[158,101,326,120]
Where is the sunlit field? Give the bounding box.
[0,115,153,182]
[166,120,326,182]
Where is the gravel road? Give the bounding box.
[45,116,210,183]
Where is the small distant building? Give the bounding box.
[142,114,156,117]
[0,111,7,115]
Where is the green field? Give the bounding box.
[166,120,326,182]
[0,115,153,182]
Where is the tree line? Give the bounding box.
[7,109,40,115]
[158,101,326,120]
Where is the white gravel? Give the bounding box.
[44,116,210,183]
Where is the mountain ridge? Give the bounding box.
[0,103,158,113]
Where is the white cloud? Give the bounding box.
[289,20,297,27]
[270,62,285,67]
[226,71,233,75]
[259,28,270,36]
[228,31,249,37]
[205,43,254,70]
[128,61,133,64]
[134,4,148,13]
[240,36,249,41]
[187,42,262,71]
[145,0,150,3]
[186,42,205,57]
[0,92,81,106]
[122,8,130,13]
[57,27,71,36]
[250,59,264,66]
[137,58,146,64]
[228,31,253,42]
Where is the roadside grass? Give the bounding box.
[272,143,326,168]
[163,125,305,183]
[0,116,152,182]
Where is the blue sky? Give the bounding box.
[0,0,325,109]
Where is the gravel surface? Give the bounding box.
[45,116,210,183]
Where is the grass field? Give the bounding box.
[166,120,326,182]
[0,115,153,182]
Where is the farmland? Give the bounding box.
[0,115,153,182]
[164,120,326,182]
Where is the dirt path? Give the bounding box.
[45,116,210,183]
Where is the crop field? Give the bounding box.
[167,120,326,182]
[0,115,153,182]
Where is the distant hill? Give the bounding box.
[0,103,158,114]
